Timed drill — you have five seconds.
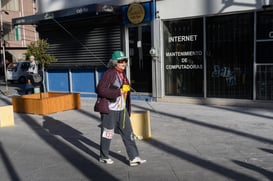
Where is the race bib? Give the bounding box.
[102,128,114,139]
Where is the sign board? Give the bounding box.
[127,3,145,24]
[122,1,155,25]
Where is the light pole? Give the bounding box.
[0,0,8,95]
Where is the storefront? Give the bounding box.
[163,13,254,99]
[157,0,273,105]
[12,1,155,98]
[12,0,273,105]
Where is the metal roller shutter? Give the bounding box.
[37,16,122,69]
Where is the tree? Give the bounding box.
[26,39,57,70]
[26,39,57,95]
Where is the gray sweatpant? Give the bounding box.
[100,109,139,160]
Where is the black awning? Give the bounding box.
[12,4,120,25]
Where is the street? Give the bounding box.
[0,77,25,96]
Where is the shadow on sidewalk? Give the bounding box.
[42,115,127,164]
[0,96,12,105]
[145,139,260,181]
[132,103,272,180]
[259,148,273,154]
[209,105,273,120]
[17,113,120,180]
[132,103,273,145]
[233,160,273,180]
[0,142,21,181]
[43,116,99,159]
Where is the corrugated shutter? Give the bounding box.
[37,16,122,69]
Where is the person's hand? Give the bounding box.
[120,88,127,97]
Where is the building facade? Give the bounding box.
[1,0,38,64]
[12,0,273,106]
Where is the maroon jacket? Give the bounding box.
[94,68,131,115]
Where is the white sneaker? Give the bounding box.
[99,158,114,164]
[129,157,146,166]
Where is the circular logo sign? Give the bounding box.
[127,3,145,24]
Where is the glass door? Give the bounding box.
[128,25,152,93]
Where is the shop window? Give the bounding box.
[206,13,254,99]
[256,10,273,63]
[15,25,21,41]
[256,65,273,100]
[256,10,273,40]
[256,10,273,100]
[163,18,203,97]
[2,0,19,11]
[2,23,21,41]
[256,41,273,63]
[3,23,15,41]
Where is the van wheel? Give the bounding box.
[19,76,27,84]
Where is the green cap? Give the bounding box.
[111,51,128,60]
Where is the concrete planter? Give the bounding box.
[12,92,81,115]
[0,105,14,127]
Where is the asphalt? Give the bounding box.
[1,87,273,181]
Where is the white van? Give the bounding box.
[6,61,31,83]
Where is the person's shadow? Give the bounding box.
[232,160,273,180]
[42,116,126,163]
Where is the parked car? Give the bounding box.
[6,61,37,83]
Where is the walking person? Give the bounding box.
[94,51,146,166]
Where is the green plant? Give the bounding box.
[26,39,57,70]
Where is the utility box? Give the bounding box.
[130,110,151,140]
[0,105,15,127]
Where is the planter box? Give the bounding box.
[131,110,151,140]
[0,105,14,127]
[12,92,81,115]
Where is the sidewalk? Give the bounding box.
[1,95,273,181]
